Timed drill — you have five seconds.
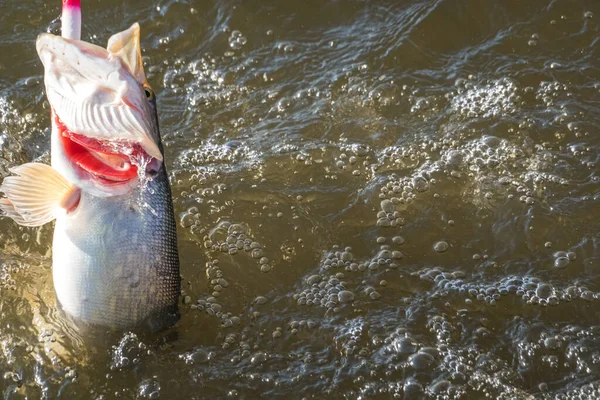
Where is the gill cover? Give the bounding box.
[36,23,162,161]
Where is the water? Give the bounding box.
[1,0,600,398]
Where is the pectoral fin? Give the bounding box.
[0,163,80,227]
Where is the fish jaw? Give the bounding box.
[36,29,162,162]
[37,23,164,196]
[51,112,151,197]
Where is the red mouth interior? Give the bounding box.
[55,115,142,184]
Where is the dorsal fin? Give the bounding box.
[107,23,146,85]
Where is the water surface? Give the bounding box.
[1,0,600,398]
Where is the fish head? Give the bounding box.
[36,23,163,196]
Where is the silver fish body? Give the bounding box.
[0,23,181,331]
[53,165,180,330]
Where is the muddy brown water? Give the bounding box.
[1,0,600,398]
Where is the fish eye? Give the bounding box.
[144,87,154,100]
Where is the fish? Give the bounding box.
[0,1,181,331]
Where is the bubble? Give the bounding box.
[391,337,417,355]
[250,351,267,364]
[380,199,395,213]
[138,379,160,399]
[581,291,594,301]
[369,291,381,300]
[420,347,440,359]
[377,249,391,259]
[352,144,369,157]
[434,241,449,252]
[228,30,247,50]
[111,333,146,370]
[544,337,560,350]
[254,296,268,305]
[260,264,272,273]
[392,236,404,245]
[338,290,355,303]
[451,78,519,118]
[376,218,391,227]
[536,283,553,298]
[412,176,429,192]
[403,380,423,396]
[554,257,569,269]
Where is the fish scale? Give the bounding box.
[52,166,180,330]
[0,17,182,330]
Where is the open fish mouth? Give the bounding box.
[55,114,156,185]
